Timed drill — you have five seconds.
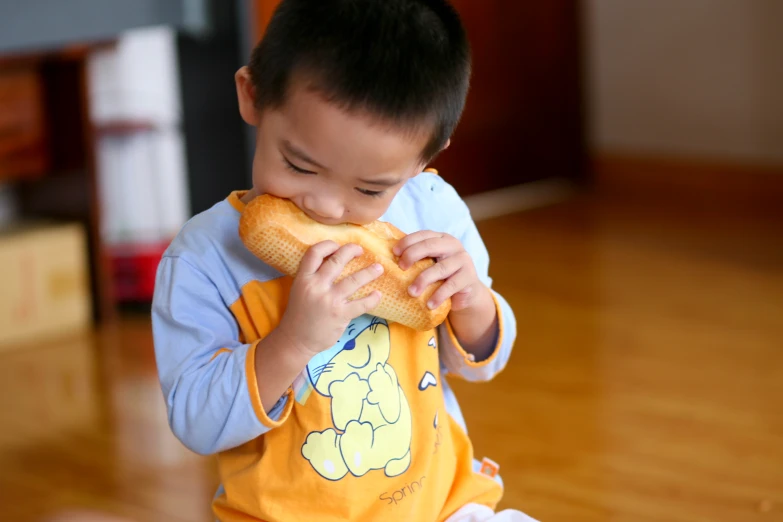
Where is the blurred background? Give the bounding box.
[0,1,780,521]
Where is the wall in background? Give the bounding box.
[0,0,208,54]
[584,0,783,164]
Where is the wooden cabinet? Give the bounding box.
[432,1,586,195]
[250,0,585,196]
[0,67,49,180]
[252,0,281,38]
[0,51,115,323]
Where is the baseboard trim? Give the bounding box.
[592,153,783,212]
[463,177,576,221]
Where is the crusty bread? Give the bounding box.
[239,194,451,331]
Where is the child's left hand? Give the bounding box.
[393,231,483,312]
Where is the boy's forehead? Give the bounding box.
[275,81,432,168]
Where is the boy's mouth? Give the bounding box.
[302,209,343,226]
[301,206,371,227]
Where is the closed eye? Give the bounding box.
[356,188,385,198]
[283,156,316,175]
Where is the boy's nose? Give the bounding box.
[302,195,344,223]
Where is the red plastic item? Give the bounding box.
[109,241,169,302]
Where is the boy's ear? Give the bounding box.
[443,139,451,150]
[235,66,261,126]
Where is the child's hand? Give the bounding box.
[393,231,482,312]
[277,241,383,357]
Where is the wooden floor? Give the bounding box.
[0,191,781,522]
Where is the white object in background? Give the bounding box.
[153,128,190,240]
[95,136,119,241]
[87,26,182,126]
[88,25,190,246]
[121,133,160,244]
[96,130,190,245]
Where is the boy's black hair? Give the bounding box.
[248,0,471,161]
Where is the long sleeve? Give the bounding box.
[434,184,517,382]
[151,256,293,455]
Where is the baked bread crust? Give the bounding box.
[239,194,451,331]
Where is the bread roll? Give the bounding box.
[239,194,451,331]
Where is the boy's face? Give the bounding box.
[236,67,431,225]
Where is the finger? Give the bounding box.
[393,230,443,257]
[398,236,461,270]
[334,263,384,297]
[408,255,461,297]
[427,268,472,309]
[345,290,382,317]
[298,241,340,276]
[317,243,363,282]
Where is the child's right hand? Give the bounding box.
[277,241,383,358]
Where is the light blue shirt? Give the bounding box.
[151,172,517,456]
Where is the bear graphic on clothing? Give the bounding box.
[301,316,412,480]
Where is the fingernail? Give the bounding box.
[408,285,418,296]
[427,300,436,309]
[374,263,383,272]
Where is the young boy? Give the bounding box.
[152,1,536,521]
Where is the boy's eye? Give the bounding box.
[356,188,385,198]
[283,157,316,175]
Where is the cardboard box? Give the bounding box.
[0,222,91,348]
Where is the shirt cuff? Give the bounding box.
[245,340,294,429]
[441,290,505,370]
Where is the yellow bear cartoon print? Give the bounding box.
[301,316,413,480]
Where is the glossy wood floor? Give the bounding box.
[0,191,781,522]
